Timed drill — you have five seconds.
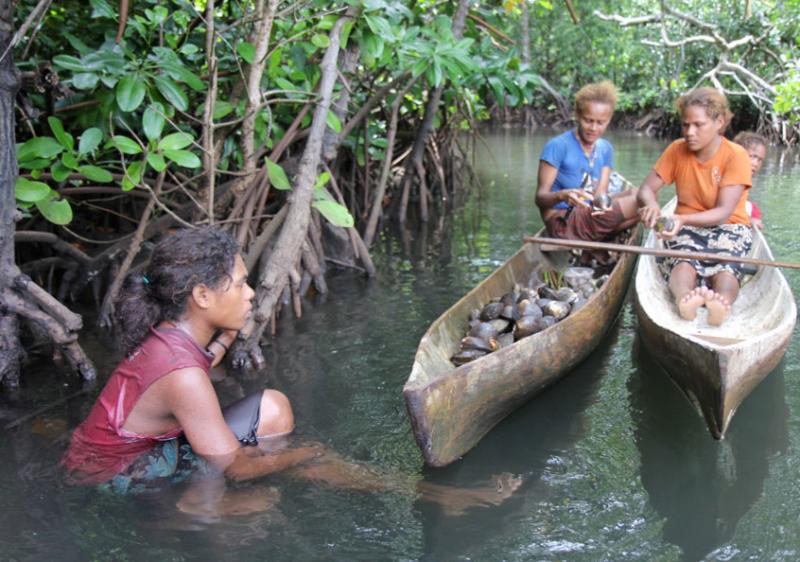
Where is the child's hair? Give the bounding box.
[733,131,768,150]
[574,80,617,115]
[115,227,241,354]
[676,87,733,128]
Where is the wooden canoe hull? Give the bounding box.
[403,227,641,467]
[635,199,796,438]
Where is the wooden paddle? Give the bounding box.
[523,236,800,270]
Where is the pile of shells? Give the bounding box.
[450,268,609,366]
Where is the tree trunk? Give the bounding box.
[0,0,22,385]
[234,10,356,369]
[0,2,96,386]
[397,0,470,223]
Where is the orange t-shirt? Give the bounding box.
[653,137,752,225]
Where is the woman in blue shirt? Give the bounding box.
[535,81,639,243]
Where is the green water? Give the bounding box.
[1,129,799,561]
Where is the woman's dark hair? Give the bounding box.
[115,227,240,354]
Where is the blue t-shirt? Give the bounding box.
[539,130,614,209]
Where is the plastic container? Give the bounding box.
[563,267,594,289]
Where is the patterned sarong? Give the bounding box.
[658,224,753,283]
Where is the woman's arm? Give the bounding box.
[636,170,665,228]
[594,166,612,196]
[535,161,590,216]
[207,329,238,368]
[164,368,319,480]
[661,185,745,237]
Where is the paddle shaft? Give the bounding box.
[523,236,800,270]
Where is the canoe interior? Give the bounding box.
[637,199,796,348]
[636,198,797,437]
[404,241,553,393]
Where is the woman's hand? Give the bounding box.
[638,204,660,229]
[562,189,593,208]
[657,214,684,240]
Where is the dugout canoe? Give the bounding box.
[403,224,642,467]
[635,198,797,439]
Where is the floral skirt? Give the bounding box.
[658,224,753,283]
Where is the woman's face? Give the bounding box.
[681,105,725,153]
[746,144,767,173]
[576,101,613,146]
[209,255,255,330]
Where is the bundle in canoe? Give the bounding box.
[403,223,642,467]
[635,197,797,439]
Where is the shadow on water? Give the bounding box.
[629,336,789,562]
[414,317,626,560]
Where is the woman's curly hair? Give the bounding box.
[115,227,240,354]
[676,87,733,129]
[574,80,617,116]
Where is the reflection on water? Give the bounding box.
[0,129,798,560]
[630,336,789,561]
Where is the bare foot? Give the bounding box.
[677,287,707,320]
[704,290,731,326]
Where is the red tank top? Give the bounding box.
[62,327,213,483]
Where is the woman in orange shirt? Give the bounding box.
[637,88,753,326]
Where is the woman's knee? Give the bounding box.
[257,389,294,437]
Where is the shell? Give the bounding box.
[451,349,487,366]
[500,291,518,306]
[655,215,675,233]
[488,318,512,334]
[553,287,579,303]
[538,285,559,300]
[496,333,515,349]
[517,299,543,319]
[571,297,588,312]
[460,336,498,353]
[480,302,505,322]
[514,316,546,339]
[592,193,612,211]
[468,322,499,340]
[542,300,571,320]
[469,308,481,322]
[501,304,520,321]
[540,315,557,328]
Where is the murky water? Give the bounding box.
[2,129,799,561]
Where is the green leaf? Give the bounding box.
[146,152,167,172]
[52,55,86,71]
[47,117,74,150]
[73,73,99,90]
[313,200,354,228]
[78,165,113,183]
[51,161,71,182]
[313,171,331,191]
[237,42,255,64]
[36,197,73,225]
[78,128,103,155]
[18,158,51,170]
[326,110,342,133]
[143,103,166,141]
[311,34,330,49]
[15,178,52,203]
[265,157,291,190]
[17,137,64,161]
[109,135,142,154]
[161,62,205,91]
[154,75,188,112]
[158,132,193,150]
[63,32,92,55]
[212,101,234,119]
[121,161,143,191]
[163,149,201,168]
[116,74,146,112]
[90,0,115,19]
[61,152,79,170]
